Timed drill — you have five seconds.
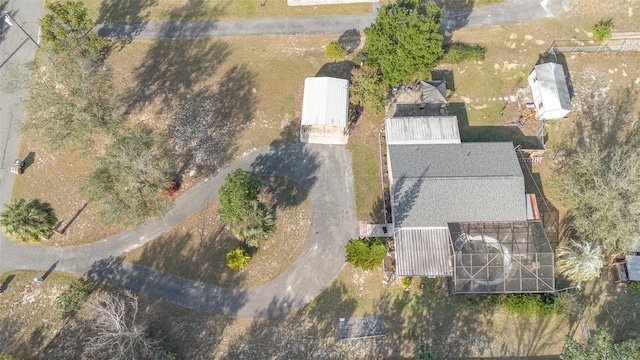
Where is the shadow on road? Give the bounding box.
[251,145,319,198]
[97,0,158,50]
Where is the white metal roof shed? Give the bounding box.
[301,77,349,128]
[528,63,572,120]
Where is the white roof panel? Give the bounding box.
[385,116,460,145]
[301,77,349,128]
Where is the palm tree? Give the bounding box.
[232,200,275,247]
[226,246,252,270]
[0,198,57,243]
[556,240,605,283]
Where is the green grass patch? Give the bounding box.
[346,108,385,222]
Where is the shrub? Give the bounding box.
[326,41,346,61]
[556,240,604,283]
[592,19,613,43]
[402,277,412,288]
[55,280,91,312]
[349,65,389,115]
[441,42,486,64]
[345,237,387,270]
[226,246,252,270]
[630,282,640,293]
[503,294,557,316]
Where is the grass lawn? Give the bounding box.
[124,176,312,288]
[79,0,374,22]
[347,108,385,222]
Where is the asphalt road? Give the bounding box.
[95,0,567,39]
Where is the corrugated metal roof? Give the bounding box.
[395,227,453,276]
[301,77,349,128]
[626,255,640,282]
[528,63,572,118]
[385,117,460,145]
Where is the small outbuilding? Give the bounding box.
[528,62,572,120]
[300,77,349,145]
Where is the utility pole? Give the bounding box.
[3,11,41,48]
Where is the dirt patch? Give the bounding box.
[124,176,312,288]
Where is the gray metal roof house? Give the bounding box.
[300,77,350,145]
[385,117,553,293]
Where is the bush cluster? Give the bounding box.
[226,246,252,271]
[441,43,486,64]
[503,294,563,316]
[55,280,91,312]
[592,19,613,43]
[345,237,387,270]
[326,41,346,61]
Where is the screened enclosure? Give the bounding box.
[447,222,555,294]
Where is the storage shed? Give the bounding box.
[300,77,349,145]
[528,63,572,120]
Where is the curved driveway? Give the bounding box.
[0,144,358,317]
[0,0,568,318]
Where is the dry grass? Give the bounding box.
[80,0,374,23]
[12,33,338,246]
[434,0,507,12]
[124,176,312,288]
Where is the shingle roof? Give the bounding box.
[389,142,526,227]
[385,117,460,145]
[301,77,349,128]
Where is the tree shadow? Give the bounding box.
[121,214,250,289]
[0,274,15,291]
[84,256,249,317]
[220,281,359,358]
[373,278,498,358]
[450,102,541,148]
[338,29,361,54]
[315,60,354,80]
[124,3,258,177]
[251,144,319,197]
[97,0,158,49]
[559,82,639,156]
[439,0,475,30]
[390,169,427,226]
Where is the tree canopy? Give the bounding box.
[556,240,605,283]
[560,329,640,360]
[27,46,124,152]
[218,169,262,225]
[0,199,57,243]
[345,237,387,270]
[40,0,112,61]
[362,0,444,85]
[82,125,175,226]
[218,170,275,246]
[552,85,640,255]
[349,65,389,114]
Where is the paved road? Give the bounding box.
[0,144,359,318]
[96,0,567,39]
